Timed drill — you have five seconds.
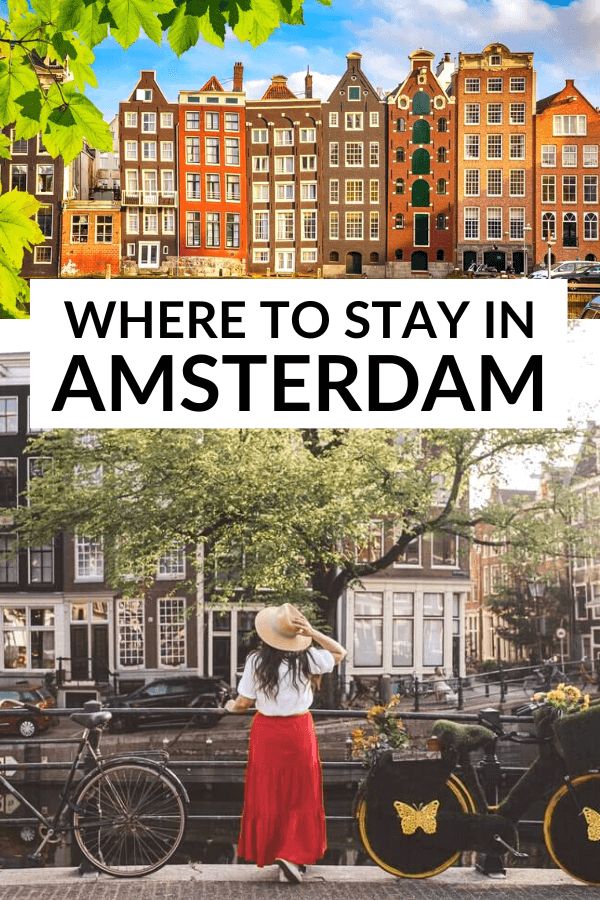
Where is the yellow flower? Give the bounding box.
[388,695,401,708]
[583,694,591,710]
[367,705,386,720]
[351,727,365,739]
[533,692,546,702]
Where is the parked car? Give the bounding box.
[107,675,231,732]
[467,263,498,278]
[531,260,595,279]
[580,297,600,319]
[0,683,56,738]
[564,264,600,285]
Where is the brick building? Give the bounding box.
[119,71,178,272]
[246,73,321,276]
[455,43,536,274]
[387,50,455,277]
[178,64,247,276]
[534,80,600,268]
[322,52,387,277]
[60,201,121,277]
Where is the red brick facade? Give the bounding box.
[61,202,121,277]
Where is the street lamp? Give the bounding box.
[528,579,546,660]
[546,237,556,280]
[523,224,532,277]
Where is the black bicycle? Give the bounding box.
[356,702,600,884]
[0,701,188,877]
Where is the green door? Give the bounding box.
[414,214,429,247]
[412,120,430,144]
[412,149,430,175]
[411,180,430,207]
[412,92,431,115]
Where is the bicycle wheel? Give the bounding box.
[544,773,600,885]
[72,762,187,877]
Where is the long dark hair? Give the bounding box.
[252,643,314,699]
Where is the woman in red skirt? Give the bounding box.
[225,603,346,884]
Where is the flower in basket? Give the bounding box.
[350,694,409,765]
[533,682,591,715]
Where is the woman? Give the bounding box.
[225,603,346,884]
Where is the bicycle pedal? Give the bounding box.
[492,834,528,859]
[25,854,45,867]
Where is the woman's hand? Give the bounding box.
[290,611,315,637]
[224,699,237,713]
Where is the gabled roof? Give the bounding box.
[537,81,599,117]
[200,75,225,93]
[262,75,297,100]
[536,91,561,115]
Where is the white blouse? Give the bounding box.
[237,647,335,716]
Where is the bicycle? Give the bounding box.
[0,700,188,877]
[355,702,600,884]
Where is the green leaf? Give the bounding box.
[0,134,11,159]
[163,0,225,54]
[229,0,282,45]
[56,0,85,30]
[41,82,112,161]
[0,250,29,319]
[51,32,97,90]
[0,57,39,128]
[13,90,45,141]
[107,0,175,48]
[0,189,43,269]
[76,0,110,46]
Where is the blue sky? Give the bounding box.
[86,0,600,119]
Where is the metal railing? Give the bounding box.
[121,190,178,206]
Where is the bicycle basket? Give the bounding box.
[553,703,600,775]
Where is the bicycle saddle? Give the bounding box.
[431,720,496,753]
[70,700,112,729]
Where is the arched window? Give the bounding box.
[411,180,430,207]
[411,250,428,271]
[395,248,403,260]
[412,119,430,145]
[395,147,405,163]
[436,213,446,230]
[412,148,430,175]
[437,117,448,133]
[584,212,598,241]
[394,213,404,229]
[541,212,556,241]
[437,147,447,163]
[412,92,431,115]
[436,249,445,261]
[563,212,577,247]
[329,251,339,262]
[437,178,446,194]
[395,178,404,195]
[585,253,597,262]
[370,252,379,263]
[396,117,406,132]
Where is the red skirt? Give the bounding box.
[237,712,327,867]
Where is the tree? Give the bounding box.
[0,0,330,316]
[18,428,586,633]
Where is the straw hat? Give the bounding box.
[254,603,312,652]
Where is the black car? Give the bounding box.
[581,297,600,319]
[107,676,231,732]
[566,264,600,285]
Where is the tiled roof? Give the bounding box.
[200,75,225,92]
[262,75,297,100]
[536,91,561,114]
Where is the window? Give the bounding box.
[437,117,448,134]
[10,165,26,191]
[163,209,175,233]
[345,211,363,240]
[226,174,240,201]
[563,175,577,203]
[185,136,200,163]
[126,243,135,257]
[394,213,404,229]
[186,211,201,247]
[465,77,480,93]
[509,103,526,125]
[329,112,338,127]
[489,53,501,65]
[329,211,339,240]
[395,147,405,163]
[143,207,158,233]
[510,76,526,92]
[205,112,219,131]
[585,212,598,241]
[369,142,380,166]
[275,156,294,174]
[275,182,294,202]
[541,145,556,167]
[392,593,414,667]
[563,211,577,247]
[141,141,156,161]
[33,245,51,264]
[301,181,317,201]
[141,112,156,133]
[329,141,339,166]
[487,134,502,159]
[127,209,140,234]
[0,536,18,585]
[158,598,186,667]
[206,212,220,247]
[160,140,174,161]
[252,128,268,143]
[276,211,294,241]
[487,207,502,240]
[563,145,577,167]
[329,179,339,203]
[186,111,200,130]
[396,117,406,132]
[345,142,363,166]
[464,134,480,159]
[253,249,269,264]
[509,169,525,197]
[205,137,220,164]
[509,134,525,159]
[300,155,317,171]
[464,103,480,125]
[345,179,364,203]
[487,77,503,92]
[370,111,379,127]
[487,169,502,196]
[71,215,88,243]
[206,173,221,200]
[301,249,318,263]
[584,145,599,168]
[225,112,239,131]
[353,592,383,667]
[509,207,525,240]
[186,173,201,200]
[3,606,56,669]
[370,211,379,240]
[542,211,556,241]
[124,140,138,161]
[29,545,53,584]
[252,156,269,172]
[465,169,480,196]
[369,179,379,203]
[75,537,104,581]
[253,183,269,202]
[584,175,598,203]
[254,211,269,241]
[394,534,420,566]
[37,164,54,193]
[542,175,556,203]
[0,399,17,435]
[348,85,361,101]
[423,593,444,667]
[553,115,587,136]
[436,213,446,230]
[437,146,447,163]
[275,128,293,146]
[300,127,316,142]
[432,533,458,567]
[36,205,52,238]
[395,177,404,195]
[464,207,480,240]
[226,212,240,248]
[487,103,502,125]
[124,111,138,128]
[346,112,363,131]
[95,215,113,243]
[160,112,173,128]
[302,210,317,241]
[117,599,144,668]
[275,250,295,273]
[125,170,139,193]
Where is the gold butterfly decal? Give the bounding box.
[583,806,600,842]
[394,799,439,836]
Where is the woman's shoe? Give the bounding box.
[275,859,303,884]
